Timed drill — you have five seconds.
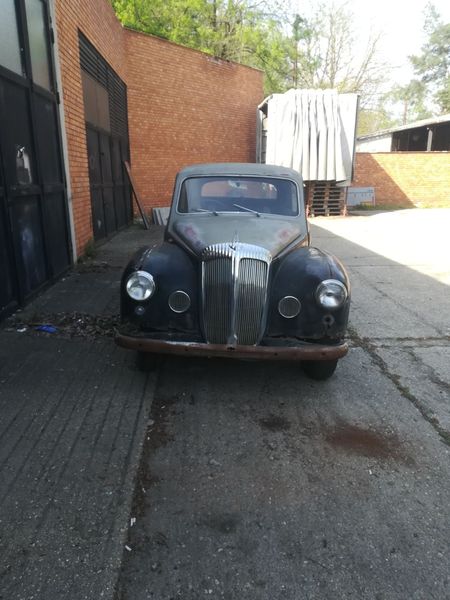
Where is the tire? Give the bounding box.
[136,351,161,372]
[302,359,338,381]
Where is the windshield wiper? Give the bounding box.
[232,203,260,217]
[193,208,219,215]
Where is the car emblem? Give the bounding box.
[229,231,239,251]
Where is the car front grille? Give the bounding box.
[201,243,271,345]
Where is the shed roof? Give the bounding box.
[358,113,450,141]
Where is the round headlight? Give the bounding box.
[315,279,347,310]
[278,296,301,319]
[126,271,156,301]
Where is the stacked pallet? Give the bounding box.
[306,182,347,216]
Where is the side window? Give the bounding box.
[0,1,25,76]
[25,0,53,90]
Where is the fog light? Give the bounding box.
[134,306,146,316]
[168,290,191,313]
[278,296,301,319]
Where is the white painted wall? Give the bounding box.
[356,134,392,152]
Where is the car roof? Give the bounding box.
[177,163,303,181]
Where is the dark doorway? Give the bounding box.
[80,34,132,243]
[0,0,71,319]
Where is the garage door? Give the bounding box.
[0,0,71,319]
[80,34,132,242]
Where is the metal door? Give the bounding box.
[87,127,131,241]
[80,34,131,243]
[0,151,18,318]
[0,0,71,318]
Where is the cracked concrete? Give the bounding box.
[315,209,450,442]
[118,209,450,600]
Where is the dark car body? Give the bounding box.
[116,163,350,378]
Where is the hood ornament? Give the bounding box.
[229,231,239,251]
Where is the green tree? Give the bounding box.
[110,0,295,94]
[389,80,432,124]
[290,2,388,106]
[410,3,450,113]
[110,0,388,100]
[357,105,397,136]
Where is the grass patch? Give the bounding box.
[349,203,412,211]
[77,238,97,263]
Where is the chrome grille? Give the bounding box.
[201,243,271,345]
[203,256,233,344]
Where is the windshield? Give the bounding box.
[177,176,299,217]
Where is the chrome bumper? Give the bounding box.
[115,334,348,361]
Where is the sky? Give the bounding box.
[293,0,450,86]
[352,0,450,84]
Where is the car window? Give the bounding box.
[178,176,299,216]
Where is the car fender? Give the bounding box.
[266,247,351,340]
[121,242,200,334]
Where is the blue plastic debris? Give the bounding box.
[35,324,58,334]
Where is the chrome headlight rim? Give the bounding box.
[168,290,191,314]
[315,279,348,311]
[126,270,156,301]
[278,295,301,319]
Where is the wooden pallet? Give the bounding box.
[305,181,347,216]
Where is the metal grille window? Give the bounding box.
[79,33,131,242]
[81,70,111,132]
[79,33,128,140]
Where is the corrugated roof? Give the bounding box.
[358,113,450,141]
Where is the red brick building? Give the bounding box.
[353,153,450,208]
[354,117,450,208]
[0,0,263,319]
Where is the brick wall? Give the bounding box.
[54,0,263,256]
[54,0,128,256]
[354,153,450,207]
[125,30,263,209]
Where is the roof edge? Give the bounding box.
[124,27,263,74]
[358,113,450,141]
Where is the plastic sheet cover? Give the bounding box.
[263,89,358,185]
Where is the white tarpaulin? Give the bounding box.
[261,89,358,185]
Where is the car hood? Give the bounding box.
[169,214,307,259]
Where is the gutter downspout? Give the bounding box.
[48,0,77,264]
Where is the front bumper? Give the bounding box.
[115,333,348,361]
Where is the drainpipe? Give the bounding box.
[48,0,77,264]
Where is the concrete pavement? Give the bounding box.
[0,225,162,600]
[117,209,450,600]
[1,210,449,599]
[313,209,450,438]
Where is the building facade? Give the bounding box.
[354,115,450,208]
[0,0,263,319]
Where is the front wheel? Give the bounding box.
[302,359,338,381]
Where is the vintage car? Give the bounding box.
[116,163,350,380]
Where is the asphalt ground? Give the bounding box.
[0,225,160,600]
[117,209,450,600]
[1,210,449,600]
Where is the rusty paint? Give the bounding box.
[116,333,348,362]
